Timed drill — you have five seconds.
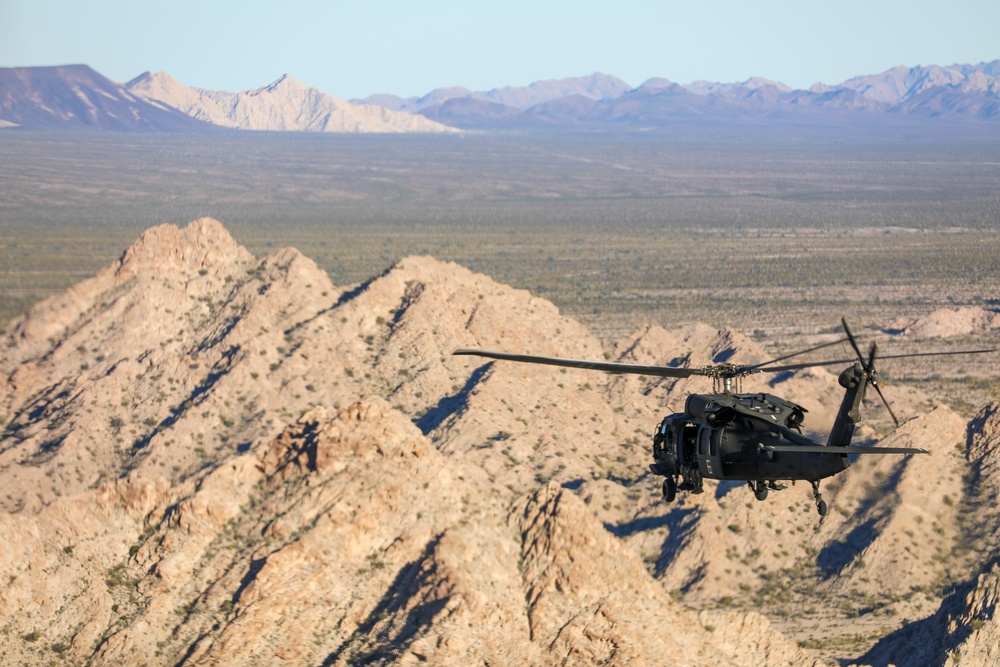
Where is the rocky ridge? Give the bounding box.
[888,307,1000,338]
[125,71,458,133]
[1,218,998,665]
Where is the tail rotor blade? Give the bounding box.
[870,380,900,427]
[842,317,866,364]
[863,340,899,426]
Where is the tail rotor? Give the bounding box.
[842,318,899,426]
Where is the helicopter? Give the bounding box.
[454,319,995,516]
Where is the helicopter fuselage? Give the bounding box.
[650,392,850,485]
[647,361,922,514]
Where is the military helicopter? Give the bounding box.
[454,319,995,516]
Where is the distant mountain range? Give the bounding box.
[355,72,634,113]
[2,62,999,133]
[355,64,1000,130]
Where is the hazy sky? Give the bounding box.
[2,0,998,99]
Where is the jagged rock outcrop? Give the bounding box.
[941,562,1000,666]
[0,399,473,665]
[509,485,830,667]
[0,218,333,511]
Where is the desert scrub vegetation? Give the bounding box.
[2,132,999,347]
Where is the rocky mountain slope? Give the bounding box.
[1,218,998,665]
[832,62,1000,106]
[0,65,213,131]
[124,71,458,134]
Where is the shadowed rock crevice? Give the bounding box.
[323,535,448,666]
[859,574,979,667]
[129,344,243,459]
[653,506,699,578]
[415,362,492,435]
[815,455,907,580]
[332,265,394,309]
[605,512,673,539]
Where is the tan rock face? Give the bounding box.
[0,218,996,666]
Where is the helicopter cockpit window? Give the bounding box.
[653,419,675,460]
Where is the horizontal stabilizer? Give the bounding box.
[761,444,928,455]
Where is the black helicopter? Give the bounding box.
[454,319,995,516]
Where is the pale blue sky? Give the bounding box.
[2,0,998,99]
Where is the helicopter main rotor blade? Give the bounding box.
[452,349,702,378]
[754,348,997,374]
[749,336,851,370]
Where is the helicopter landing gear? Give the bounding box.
[749,480,768,501]
[811,481,828,516]
[662,476,677,503]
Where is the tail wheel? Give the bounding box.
[811,480,828,516]
[749,480,768,501]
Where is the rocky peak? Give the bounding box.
[115,217,252,281]
[255,73,308,96]
[123,70,186,96]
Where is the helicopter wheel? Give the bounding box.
[662,477,677,503]
[750,481,768,501]
[811,480,827,517]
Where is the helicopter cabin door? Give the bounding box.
[697,425,724,479]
